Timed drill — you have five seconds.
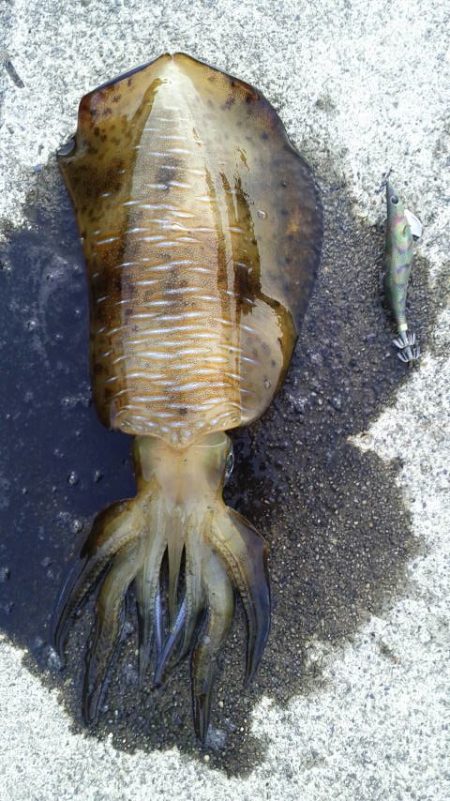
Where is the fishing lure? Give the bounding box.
[385,181,421,363]
[53,52,322,742]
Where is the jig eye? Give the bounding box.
[224,446,235,484]
[391,195,399,205]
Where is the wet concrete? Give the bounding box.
[0,158,431,774]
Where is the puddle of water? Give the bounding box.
[0,162,432,774]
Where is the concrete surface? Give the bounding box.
[0,1,449,799]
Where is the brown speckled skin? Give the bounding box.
[55,53,322,743]
[59,52,322,446]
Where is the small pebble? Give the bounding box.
[43,645,63,671]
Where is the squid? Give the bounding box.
[53,52,323,742]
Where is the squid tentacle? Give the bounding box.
[153,524,205,683]
[191,554,235,743]
[53,502,142,659]
[177,526,205,661]
[167,512,185,625]
[153,597,188,687]
[83,541,140,724]
[211,509,271,683]
[135,515,168,681]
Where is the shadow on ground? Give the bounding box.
[0,159,432,774]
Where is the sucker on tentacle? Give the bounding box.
[54,52,322,744]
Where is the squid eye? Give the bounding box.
[224,447,235,484]
[391,195,399,205]
[57,135,76,157]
